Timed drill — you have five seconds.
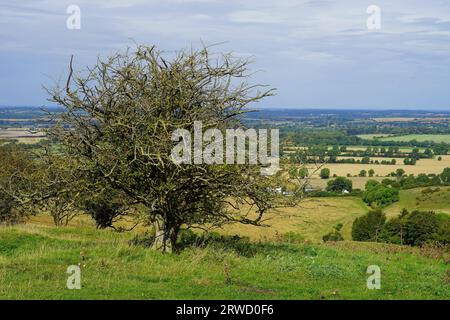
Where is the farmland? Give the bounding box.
[358,134,450,144]
[1,107,450,300]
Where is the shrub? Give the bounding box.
[352,209,386,241]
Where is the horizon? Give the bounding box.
[1,105,450,113]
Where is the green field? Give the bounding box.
[0,225,449,299]
[385,186,450,218]
[358,134,450,143]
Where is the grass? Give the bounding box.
[0,224,448,300]
[222,197,368,242]
[385,186,450,218]
[1,180,449,300]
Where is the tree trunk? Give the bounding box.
[151,217,180,253]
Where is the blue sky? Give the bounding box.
[1,0,450,109]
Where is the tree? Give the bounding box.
[320,168,330,179]
[368,169,375,177]
[352,209,386,242]
[0,145,38,224]
[298,167,309,179]
[404,211,440,246]
[47,45,286,252]
[363,180,399,207]
[326,177,352,193]
[395,168,405,178]
[359,169,367,177]
[441,168,450,184]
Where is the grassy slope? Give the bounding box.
[222,197,369,242]
[385,186,450,218]
[0,225,448,300]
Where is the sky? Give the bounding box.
[1,0,450,110]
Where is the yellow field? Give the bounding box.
[221,197,368,242]
[308,177,384,190]
[307,155,450,178]
[0,128,46,144]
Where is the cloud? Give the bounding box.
[1,0,450,108]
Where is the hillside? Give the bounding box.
[0,225,448,299]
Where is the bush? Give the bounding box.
[352,209,386,241]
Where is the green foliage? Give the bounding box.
[320,168,330,179]
[363,180,399,207]
[351,209,386,241]
[404,211,440,246]
[441,167,450,184]
[81,193,125,229]
[326,177,353,193]
[367,209,449,246]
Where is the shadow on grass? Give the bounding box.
[130,229,317,258]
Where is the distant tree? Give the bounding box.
[395,168,405,178]
[298,167,309,179]
[363,180,399,207]
[326,177,353,193]
[359,169,367,177]
[320,168,330,179]
[361,156,370,164]
[441,168,450,184]
[368,169,375,177]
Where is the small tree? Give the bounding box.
[326,177,352,193]
[359,170,367,177]
[320,168,330,179]
[395,168,405,178]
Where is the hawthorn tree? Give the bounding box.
[47,45,289,252]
